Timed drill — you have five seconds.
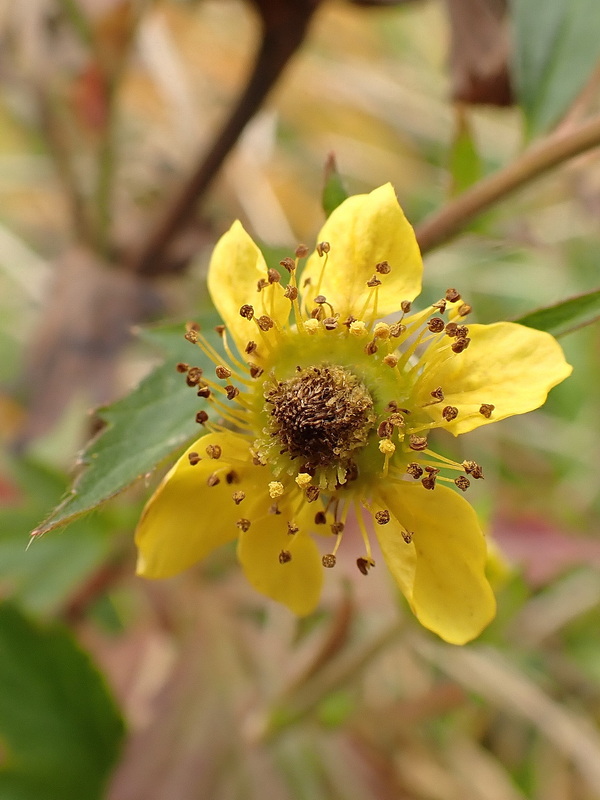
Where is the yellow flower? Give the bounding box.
[135,184,572,644]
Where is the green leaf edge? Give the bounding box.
[513,287,600,337]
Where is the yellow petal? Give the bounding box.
[207,220,290,360]
[374,483,496,644]
[300,184,422,322]
[417,322,573,435]
[135,432,254,578]
[237,497,323,616]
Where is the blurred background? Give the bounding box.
[1,0,600,798]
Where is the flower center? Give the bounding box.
[265,365,376,474]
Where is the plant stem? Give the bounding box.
[416,114,600,254]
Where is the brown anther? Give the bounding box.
[364,340,378,355]
[401,301,412,313]
[388,412,405,427]
[232,491,245,505]
[455,325,469,338]
[267,268,281,284]
[389,322,406,337]
[407,462,424,478]
[366,275,382,288]
[295,244,309,258]
[257,315,274,331]
[356,557,375,575]
[402,531,413,544]
[287,521,299,535]
[425,466,440,475]
[445,288,461,302]
[316,241,330,256]
[207,473,220,487]
[284,285,298,301]
[236,518,251,532]
[445,322,459,337]
[279,550,292,564]
[186,367,203,386]
[479,403,495,418]
[331,522,345,535]
[215,325,226,336]
[215,365,232,379]
[245,340,257,354]
[375,510,390,525]
[409,435,428,451]
[176,362,190,373]
[257,278,268,292]
[430,386,445,402]
[375,260,391,274]
[188,452,201,466]
[442,405,459,421]
[322,554,336,568]
[385,400,398,412]
[383,354,399,368]
[422,474,437,490]
[279,257,295,272]
[310,306,324,320]
[462,460,484,479]
[323,317,338,330]
[252,455,266,466]
[195,410,209,425]
[206,444,221,459]
[458,303,472,317]
[225,385,239,400]
[249,364,264,379]
[377,420,394,438]
[226,470,240,484]
[197,385,211,398]
[240,304,254,320]
[427,317,445,333]
[305,486,320,503]
[452,337,471,353]
[455,476,470,492]
[314,294,327,305]
[315,511,327,525]
[432,299,447,313]
[184,330,198,344]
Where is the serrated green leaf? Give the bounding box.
[514,288,600,337]
[322,154,349,217]
[34,314,220,536]
[511,0,600,136]
[0,602,124,800]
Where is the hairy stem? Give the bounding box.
[416,114,600,253]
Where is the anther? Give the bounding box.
[215,365,232,379]
[407,462,424,478]
[186,367,203,386]
[455,476,470,492]
[331,522,345,535]
[295,244,309,258]
[245,341,257,354]
[206,444,221,459]
[349,321,368,337]
[267,268,280,284]
[236,518,251,532]
[356,557,375,575]
[462,460,484,479]
[224,385,239,400]
[305,486,320,503]
[445,322,459,337]
[257,278,268,292]
[232,491,245,504]
[375,510,390,525]
[388,412,405,427]
[455,325,469,338]
[409,435,428,451]
[197,385,211,398]
[401,301,411,314]
[215,325,225,336]
[239,304,254,320]
[445,288,461,302]
[296,473,312,488]
[377,420,394,438]
[176,362,190,373]
[257,315,274,331]
[375,260,391,274]
[379,439,396,455]
[373,322,390,340]
[427,318,445,333]
[458,303,472,316]
[184,330,199,344]
[323,317,338,330]
[284,285,298,301]
[364,340,378,355]
[322,554,336,568]
[315,511,327,525]
[207,473,220,487]
[268,481,284,499]
[432,299,447,313]
[402,531,413,544]
[195,410,209,425]
[366,274,382,288]
[287,521,299,535]
[430,387,444,402]
[389,322,406,337]
[188,452,201,465]
[314,294,327,305]
[479,403,495,418]
[422,473,437,490]
[316,241,330,256]
[226,470,240,484]
[249,364,264,378]
[279,257,295,272]
[279,550,293,564]
[383,354,399,368]
[304,319,320,334]
[452,337,471,353]
[442,405,459,421]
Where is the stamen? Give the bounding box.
[188,452,201,465]
[206,444,221,459]
[232,491,245,504]
[195,410,209,425]
[279,550,292,564]
[268,481,284,498]
[479,403,495,418]
[236,518,251,532]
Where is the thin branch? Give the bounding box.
[416,113,600,254]
[129,1,320,277]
